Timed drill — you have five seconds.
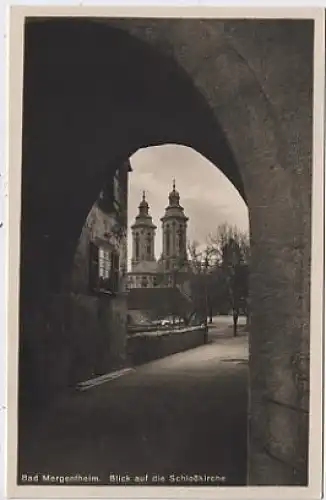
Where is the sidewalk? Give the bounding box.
[18,333,248,486]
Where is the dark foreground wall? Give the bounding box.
[127,327,207,365]
[19,292,128,405]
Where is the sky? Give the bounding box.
[128,144,249,268]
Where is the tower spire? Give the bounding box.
[161,180,189,274]
[138,190,149,215]
[168,178,180,206]
[131,190,157,271]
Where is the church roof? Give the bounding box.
[127,287,193,318]
[130,260,158,274]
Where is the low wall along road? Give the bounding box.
[127,326,207,365]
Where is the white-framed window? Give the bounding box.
[99,247,111,279]
[89,242,120,294]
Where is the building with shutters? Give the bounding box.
[68,159,132,379]
[72,160,131,296]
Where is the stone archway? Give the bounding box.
[19,18,312,485]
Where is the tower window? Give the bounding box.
[135,234,140,260]
[166,229,170,256]
[146,235,151,258]
[178,228,184,252]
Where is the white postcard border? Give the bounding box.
[5,5,325,499]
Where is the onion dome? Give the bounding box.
[139,191,149,215]
[168,179,180,206]
[131,190,156,230]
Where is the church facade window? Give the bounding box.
[166,228,170,256]
[135,233,140,260]
[178,227,184,253]
[146,235,152,258]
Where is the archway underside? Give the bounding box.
[19,18,311,486]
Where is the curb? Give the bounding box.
[76,367,135,391]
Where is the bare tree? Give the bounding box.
[187,241,215,274]
[207,223,250,336]
[186,241,218,325]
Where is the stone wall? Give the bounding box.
[127,326,207,365]
[19,292,128,406]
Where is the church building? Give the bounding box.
[127,181,190,290]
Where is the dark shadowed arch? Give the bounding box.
[21,19,247,303]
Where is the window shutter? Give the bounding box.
[109,250,119,292]
[89,241,99,292]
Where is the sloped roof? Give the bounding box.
[130,260,159,274]
[127,286,193,317]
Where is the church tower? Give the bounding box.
[131,191,156,271]
[161,180,188,273]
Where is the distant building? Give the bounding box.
[129,191,158,288]
[127,181,193,324]
[127,180,190,291]
[160,179,189,276]
[127,286,193,325]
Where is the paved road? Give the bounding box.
[19,323,248,486]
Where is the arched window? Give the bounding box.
[178,227,184,253]
[135,233,140,260]
[146,235,151,258]
[166,228,170,256]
